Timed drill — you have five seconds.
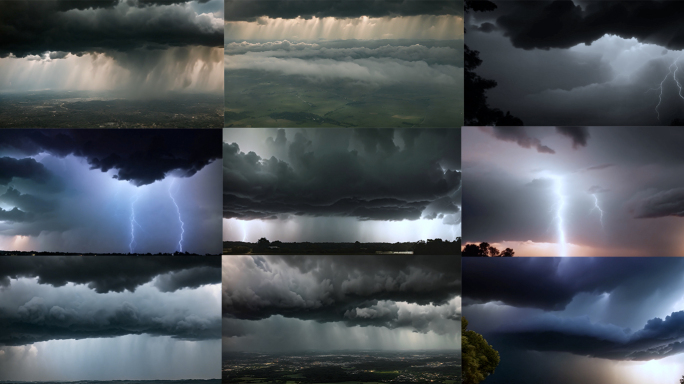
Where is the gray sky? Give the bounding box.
[463,257,684,384]
[0,256,221,381]
[224,128,461,243]
[223,255,460,352]
[0,0,223,94]
[467,0,684,125]
[463,126,684,256]
[0,130,222,255]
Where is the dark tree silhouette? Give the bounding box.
[465,0,523,126]
[463,317,500,384]
[462,242,515,257]
[257,237,270,246]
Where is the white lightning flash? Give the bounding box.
[129,194,142,254]
[592,194,605,230]
[649,54,684,121]
[168,180,185,253]
[553,176,568,257]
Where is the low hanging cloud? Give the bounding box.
[0,0,223,59]
[633,187,684,219]
[0,158,52,185]
[0,256,221,347]
[462,258,684,311]
[222,255,461,334]
[494,310,684,361]
[223,129,461,222]
[0,256,221,293]
[0,129,221,186]
[225,0,464,22]
[226,40,464,67]
[226,55,462,86]
[493,1,684,51]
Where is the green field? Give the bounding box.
[225,70,463,128]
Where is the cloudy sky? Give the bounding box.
[0,0,224,94]
[223,255,460,352]
[223,128,461,243]
[462,126,684,256]
[463,257,684,384]
[225,0,463,126]
[0,256,221,381]
[0,129,222,254]
[467,0,684,125]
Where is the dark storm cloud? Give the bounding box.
[225,40,464,67]
[463,127,684,252]
[462,258,684,311]
[0,256,221,293]
[223,128,460,221]
[223,255,460,328]
[0,130,221,186]
[493,1,684,51]
[0,187,57,214]
[492,310,684,361]
[0,157,52,185]
[0,299,221,346]
[487,127,555,154]
[0,208,32,223]
[0,0,222,58]
[633,187,684,218]
[225,0,464,22]
[556,126,589,148]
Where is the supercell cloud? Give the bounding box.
[223,255,460,352]
[0,129,222,254]
[466,0,684,125]
[223,128,461,242]
[463,257,684,384]
[0,256,221,381]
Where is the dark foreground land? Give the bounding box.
[223,239,461,255]
[223,351,460,384]
[0,381,220,384]
[0,251,220,256]
[225,70,463,128]
[0,91,223,128]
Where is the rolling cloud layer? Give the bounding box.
[0,256,221,346]
[224,128,461,223]
[223,255,460,352]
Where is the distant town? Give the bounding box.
[223,351,460,384]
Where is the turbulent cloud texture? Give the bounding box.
[224,128,461,223]
[0,0,223,58]
[225,0,464,21]
[462,126,684,256]
[222,255,460,353]
[0,256,221,347]
[0,129,221,186]
[0,129,222,254]
[463,258,684,364]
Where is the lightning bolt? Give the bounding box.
[592,194,604,230]
[649,54,684,121]
[168,180,185,253]
[553,176,567,257]
[129,194,142,254]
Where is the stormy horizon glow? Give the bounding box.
[0,130,222,254]
[225,0,464,127]
[466,0,684,125]
[223,128,461,243]
[0,256,222,381]
[0,0,224,95]
[463,257,684,384]
[462,126,684,256]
